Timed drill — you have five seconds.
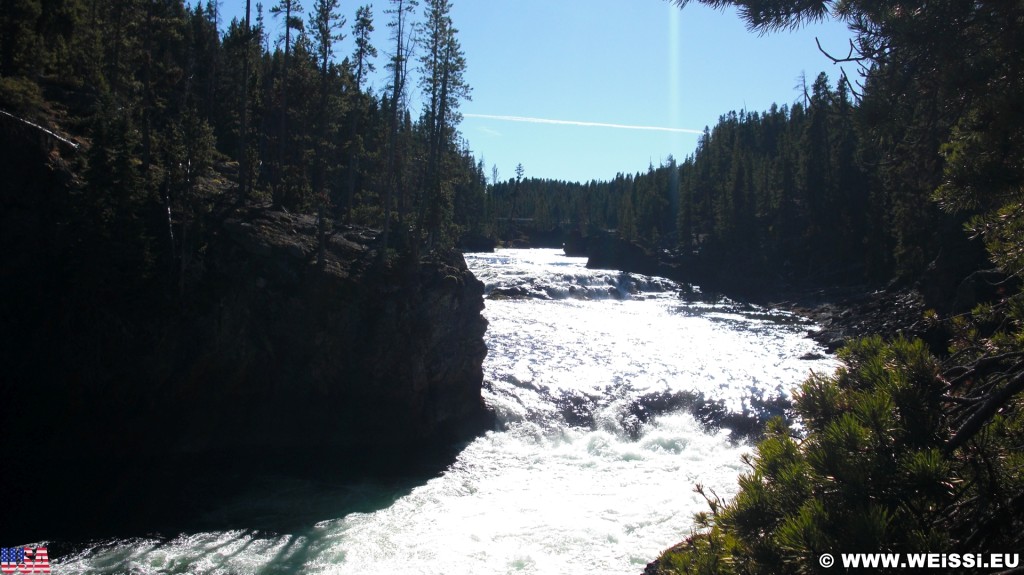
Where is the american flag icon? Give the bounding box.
[0,547,49,574]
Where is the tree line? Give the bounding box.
[4,0,1017,294]
[488,69,986,288]
[0,0,488,299]
[9,0,978,292]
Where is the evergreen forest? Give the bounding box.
[0,0,489,299]
[3,0,1024,571]
[487,72,985,291]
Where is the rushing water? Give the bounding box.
[54,249,835,574]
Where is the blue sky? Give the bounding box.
[217,0,855,184]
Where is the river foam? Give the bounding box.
[53,248,835,575]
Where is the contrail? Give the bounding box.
[464,113,704,135]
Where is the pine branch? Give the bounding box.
[946,369,1024,453]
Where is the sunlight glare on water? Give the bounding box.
[56,248,835,575]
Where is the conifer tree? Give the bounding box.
[0,0,42,76]
[382,0,417,252]
[418,0,470,248]
[309,0,345,267]
[163,107,216,297]
[343,4,377,220]
[269,0,304,205]
[351,5,377,87]
[239,0,253,198]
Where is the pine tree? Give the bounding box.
[342,4,377,221]
[163,107,216,297]
[269,0,305,205]
[417,0,470,248]
[239,0,253,197]
[351,5,377,87]
[381,0,418,252]
[0,0,42,76]
[309,0,345,267]
[83,94,154,292]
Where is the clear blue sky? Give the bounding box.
[216,0,855,184]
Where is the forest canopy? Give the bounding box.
[0,0,489,279]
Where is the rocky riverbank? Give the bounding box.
[578,232,1002,355]
[761,285,930,352]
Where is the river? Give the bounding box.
[55,249,835,574]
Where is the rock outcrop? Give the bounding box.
[585,232,676,278]
[4,206,492,463]
[0,100,496,538]
[1,134,493,537]
[157,208,493,457]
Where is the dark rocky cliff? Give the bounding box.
[1,125,492,539]
[144,208,493,457]
[4,207,491,457]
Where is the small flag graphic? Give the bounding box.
[0,548,49,574]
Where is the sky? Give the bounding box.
[217,0,856,184]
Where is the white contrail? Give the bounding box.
[464,113,704,135]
